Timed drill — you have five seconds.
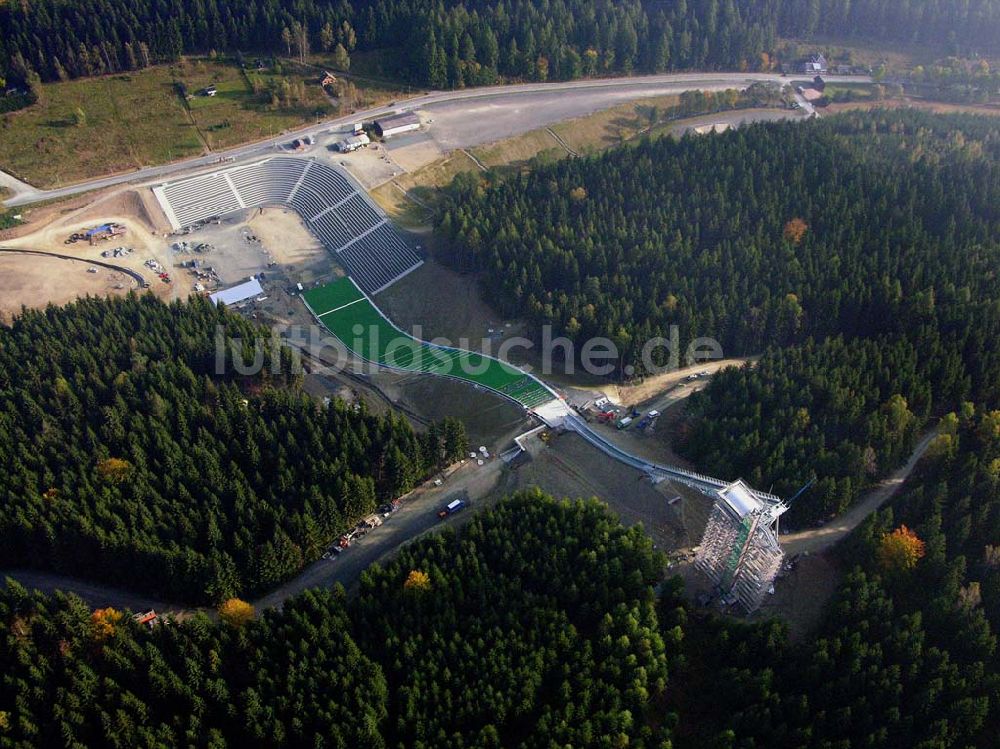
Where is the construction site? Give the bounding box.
[0,76,841,622]
[0,155,795,618]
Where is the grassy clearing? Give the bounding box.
[172,58,334,150]
[0,57,380,188]
[369,182,432,230]
[398,150,481,199]
[777,36,941,72]
[0,69,202,187]
[470,129,567,167]
[375,149,485,229]
[551,94,681,154]
[371,150,482,229]
[396,149,483,191]
[824,97,1000,117]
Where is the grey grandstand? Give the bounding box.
[152,157,422,294]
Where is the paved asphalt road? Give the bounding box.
[2,457,507,617]
[253,457,506,609]
[2,72,861,207]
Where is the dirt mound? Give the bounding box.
[74,189,168,234]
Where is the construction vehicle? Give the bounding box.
[597,410,617,424]
[437,498,466,519]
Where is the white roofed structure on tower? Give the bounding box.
[695,479,788,612]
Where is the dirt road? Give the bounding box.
[781,428,939,555]
[0,569,191,616]
[585,356,757,409]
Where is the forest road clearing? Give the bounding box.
[0,569,200,619]
[781,428,940,556]
[2,458,507,618]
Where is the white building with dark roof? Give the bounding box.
[373,111,421,138]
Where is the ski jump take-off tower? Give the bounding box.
[695,479,788,612]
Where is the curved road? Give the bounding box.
[2,457,506,618]
[781,428,939,555]
[3,72,862,208]
[0,247,147,287]
[1,423,937,615]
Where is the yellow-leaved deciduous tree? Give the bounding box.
[569,186,587,203]
[91,607,123,641]
[877,525,926,573]
[218,598,255,627]
[404,570,431,592]
[783,217,809,245]
[96,457,132,484]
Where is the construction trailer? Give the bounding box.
[438,498,466,518]
[133,610,158,627]
[694,479,787,612]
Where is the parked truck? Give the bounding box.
[616,416,633,430]
[437,498,466,519]
[635,410,662,431]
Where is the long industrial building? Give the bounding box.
[373,111,420,138]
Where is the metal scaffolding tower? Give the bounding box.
[695,479,788,612]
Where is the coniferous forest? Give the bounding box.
[4,0,1000,87]
[0,493,669,748]
[0,295,467,603]
[4,0,1000,738]
[6,458,1000,747]
[439,109,1000,523]
[666,406,1000,748]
